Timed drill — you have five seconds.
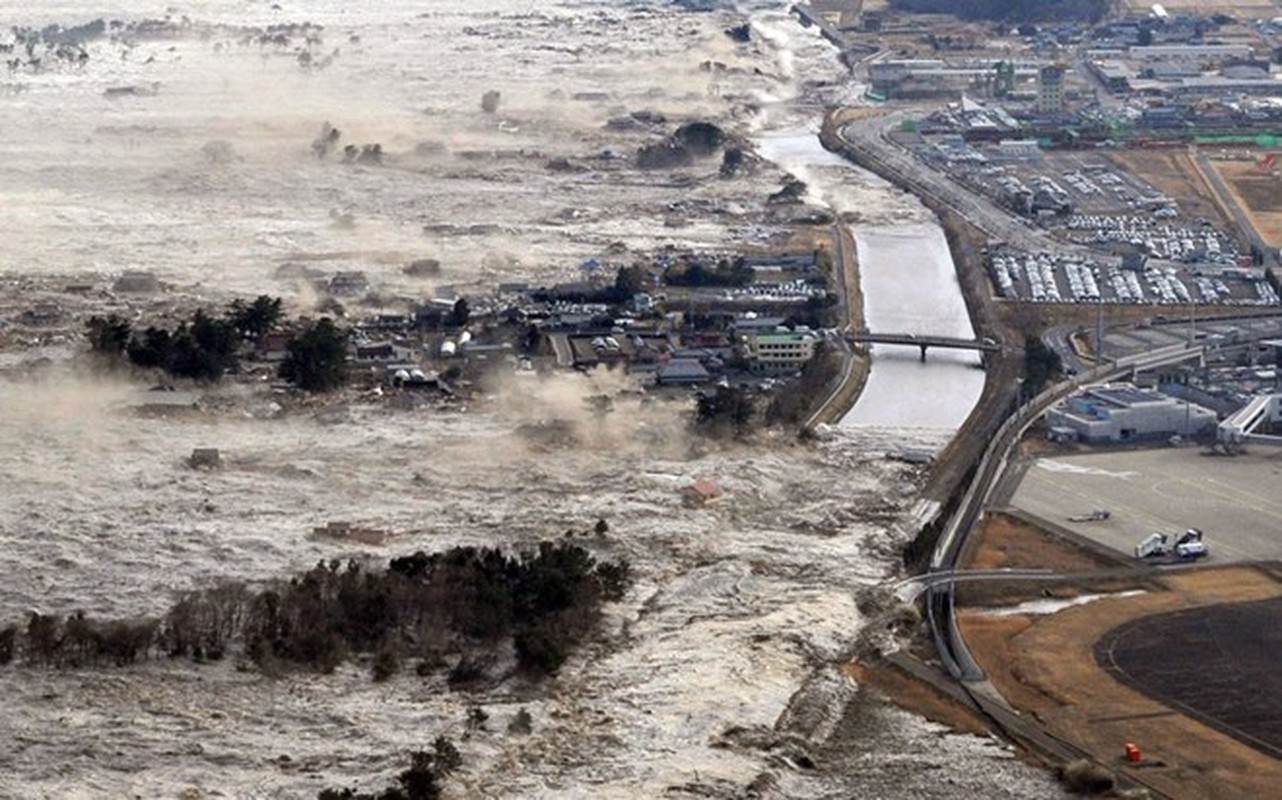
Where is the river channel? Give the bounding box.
[756,130,986,433]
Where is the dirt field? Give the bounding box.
[1207,158,1282,248]
[1104,150,1236,236]
[964,512,1115,573]
[961,567,1282,800]
[846,660,990,737]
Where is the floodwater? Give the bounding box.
[0,2,1068,798]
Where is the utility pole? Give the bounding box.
[1095,296,1104,365]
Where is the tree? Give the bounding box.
[228,295,283,339]
[126,326,174,369]
[280,318,348,392]
[317,737,461,800]
[86,314,132,356]
[1022,335,1062,401]
[445,298,470,329]
[613,265,646,298]
[159,312,239,382]
[694,386,755,438]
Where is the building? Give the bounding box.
[1091,60,1132,93]
[1129,44,1253,65]
[655,358,711,386]
[113,270,159,293]
[682,480,723,508]
[744,331,817,374]
[1046,383,1217,443]
[1036,65,1065,115]
[328,271,369,296]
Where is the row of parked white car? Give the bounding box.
[1063,215,1238,265]
[990,251,1281,306]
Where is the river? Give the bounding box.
[755,129,986,434]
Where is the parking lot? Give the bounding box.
[988,248,1277,306]
[1008,448,1282,563]
[917,141,1281,308]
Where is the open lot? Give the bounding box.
[1099,314,1282,359]
[1208,158,1282,249]
[1104,150,1235,236]
[1008,447,1282,563]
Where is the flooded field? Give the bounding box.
[0,1,1067,797]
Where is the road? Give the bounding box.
[1191,150,1280,268]
[914,340,1208,797]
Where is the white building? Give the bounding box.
[1046,383,1216,443]
[744,331,817,374]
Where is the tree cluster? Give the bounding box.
[318,737,462,800]
[1022,334,1063,401]
[1,542,631,682]
[278,317,349,392]
[86,296,283,382]
[663,258,753,289]
[694,385,756,438]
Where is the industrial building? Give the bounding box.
[870,59,1043,101]
[1128,44,1254,65]
[1046,382,1217,443]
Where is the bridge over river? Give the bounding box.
[845,331,1002,361]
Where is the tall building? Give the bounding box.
[1036,65,1065,115]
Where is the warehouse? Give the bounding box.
[1045,382,1217,442]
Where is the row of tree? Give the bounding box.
[1,541,631,681]
[86,296,349,391]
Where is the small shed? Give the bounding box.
[682,480,724,508]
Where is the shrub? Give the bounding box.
[1059,759,1115,794]
[372,644,401,682]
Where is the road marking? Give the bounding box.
[1037,459,1138,479]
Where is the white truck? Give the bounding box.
[1135,529,1208,561]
